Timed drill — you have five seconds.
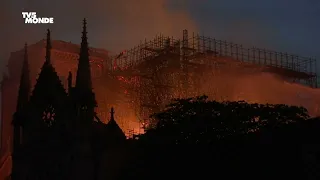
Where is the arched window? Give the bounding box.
[42,105,56,127]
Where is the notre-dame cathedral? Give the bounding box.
[10,19,126,180]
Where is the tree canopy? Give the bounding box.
[143,95,310,144]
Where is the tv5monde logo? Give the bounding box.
[21,12,54,24]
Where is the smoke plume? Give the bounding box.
[0,0,197,75]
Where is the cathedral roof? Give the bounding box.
[106,118,123,133]
[105,108,126,141]
[7,39,109,82]
[33,39,109,59]
[11,40,109,58]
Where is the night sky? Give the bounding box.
[1,0,320,74]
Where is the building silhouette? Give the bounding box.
[10,19,126,180]
[0,28,110,160]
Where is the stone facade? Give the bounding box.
[0,40,110,160]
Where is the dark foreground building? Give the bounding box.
[10,19,126,180]
[0,27,110,161]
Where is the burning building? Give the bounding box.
[107,29,319,121]
[1,29,319,161]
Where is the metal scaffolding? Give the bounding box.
[106,30,318,127]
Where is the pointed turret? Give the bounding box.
[110,107,115,121]
[45,29,51,63]
[75,18,92,90]
[11,43,31,180]
[12,42,30,135]
[107,107,121,129]
[106,107,126,142]
[68,20,96,176]
[16,43,31,113]
[74,19,97,123]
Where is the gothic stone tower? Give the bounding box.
[11,43,31,180]
[68,19,97,180]
[0,29,109,162]
[11,29,72,180]
[10,19,127,180]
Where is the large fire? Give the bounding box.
[3,40,318,140]
[106,56,320,137]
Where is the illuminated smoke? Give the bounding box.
[1,0,197,136]
[194,57,320,117]
[0,0,197,73]
[2,0,319,135]
[205,71,320,117]
[109,57,320,135]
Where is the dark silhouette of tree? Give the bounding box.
[118,95,318,180]
[144,95,309,144]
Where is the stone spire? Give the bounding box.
[45,29,51,63]
[15,43,31,114]
[110,107,115,121]
[73,19,96,123]
[75,18,92,90]
[106,107,126,143]
[11,43,31,180]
